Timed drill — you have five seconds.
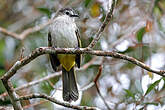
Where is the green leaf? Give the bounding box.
[0,80,6,94]
[162,77,165,89]
[142,102,159,106]
[158,19,165,34]
[124,89,135,99]
[84,0,93,7]
[37,7,51,18]
[154,6,162,18]
[40,81,52,94]
[0,69,5,77]
[136,27,146,42]
[163,77,165,82]
[0,40,5,66]
[144,78,162,96]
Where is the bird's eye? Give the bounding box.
[65,11,69,15]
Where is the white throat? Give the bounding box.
[55,15,75,23]
[49,14,78,48]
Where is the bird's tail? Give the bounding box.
[62,66,79,101]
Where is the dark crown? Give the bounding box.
[59,8,79,17]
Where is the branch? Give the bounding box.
[0,56,99,99]
[94,66,103,83]
[0,0,116,45]
[0,72,61,100]
[0,59,98,99]
[78,56,98,71]
[23,100,47,109]
[0,27,20,39]
[0,19,53,40]
[16,93,99,110]
[19,19,53,40]
[1,59,97,99]
[1,47,165,81]
[87,0,116,49]
[16,72,61,90]
[80,82,95,91]
[1,80,23,110]
[94,66,112,110]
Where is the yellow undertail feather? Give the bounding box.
[58,54,76,71]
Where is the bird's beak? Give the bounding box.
[70,14,79,18]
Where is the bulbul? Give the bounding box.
[48,8,81,102]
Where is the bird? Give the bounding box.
[48,8,81,102]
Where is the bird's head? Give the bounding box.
[58,8,79,18]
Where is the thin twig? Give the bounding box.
[0,60,97,99]
[78,56,98,71]
[19,47,25,60]
[19,19,53,40]
[87,0,116,49]
[0,19,54,40]
[94,66,112,110]
[0,72,61,99]
[23,100,48,109]
[0,27,20,39]
[19,71,60,89]
[80,82,95,91]
[0,62,97,99]
[95,82,111,110]
[94,66,103,83]
[16,93,100,110]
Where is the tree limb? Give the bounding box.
[0,72,61,100]
[0,27,20,39]
[0,58,97,99]
[1,80,23,110]
[94,66,112,110]
[19,19,53,40]
[87,0,116,49]
[0,19,53,40]
[1,47,165,81]
[16,93,99,110]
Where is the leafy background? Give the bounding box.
[0,0,165,110]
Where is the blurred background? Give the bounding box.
[0,0,165,110]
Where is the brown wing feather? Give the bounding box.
[75,29,81,68]
[48,32,60,71]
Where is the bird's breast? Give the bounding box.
[49,18,78,48]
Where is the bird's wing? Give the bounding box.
[75,29,82,68]
[48,32,60,71]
